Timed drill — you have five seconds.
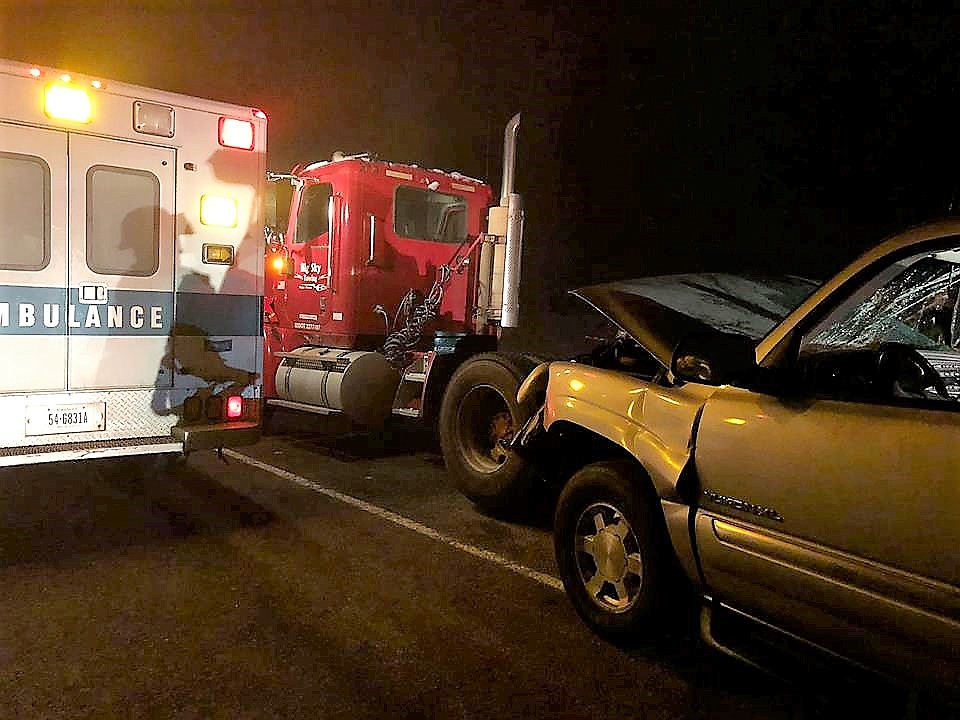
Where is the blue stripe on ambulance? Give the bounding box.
[0,285,260,336]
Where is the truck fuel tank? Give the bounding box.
[274,348,399,426]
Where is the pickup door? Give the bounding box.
[691,239,960,690]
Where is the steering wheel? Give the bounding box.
[875,342,951,400]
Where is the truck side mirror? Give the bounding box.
[671,332,757,386]
[264,224,284,251]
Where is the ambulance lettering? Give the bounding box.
[0,301,165,331]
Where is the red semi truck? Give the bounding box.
[263,115,536,506]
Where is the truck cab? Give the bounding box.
[262,122,524,429]
[265,157,493,356]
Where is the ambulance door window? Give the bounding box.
[0,152,51,270]
[85,165,160,276]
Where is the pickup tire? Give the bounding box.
[439,353,538,513]
[554,460,680,640]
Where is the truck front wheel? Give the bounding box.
[439,353,538,513]
[554,460,682,641]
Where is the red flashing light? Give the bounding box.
[219,117,255,150]
[226,395,244,419]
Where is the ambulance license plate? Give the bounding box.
[25,402,106,436]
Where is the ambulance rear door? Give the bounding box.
[67,134,176,390]
[0,122,68,393]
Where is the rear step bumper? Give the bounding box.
[172,421,260,452]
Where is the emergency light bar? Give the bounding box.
[44,84,92,123]
[219,117,255,150]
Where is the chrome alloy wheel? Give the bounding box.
[573,502,644,612]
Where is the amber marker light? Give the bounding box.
[201,243,235,265]
[45,84,92,123]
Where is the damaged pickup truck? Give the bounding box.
[441,220,960,696]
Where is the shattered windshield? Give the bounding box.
[807,254,960,351]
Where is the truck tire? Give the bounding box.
[554,460,682,641]
[439,353,539,513]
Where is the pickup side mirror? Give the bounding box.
[671,332,757,386]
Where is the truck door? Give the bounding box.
[0,122,68,393]
[67,135,175,390]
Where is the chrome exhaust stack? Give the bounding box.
[485,113,523,328]
[501,191,523,327]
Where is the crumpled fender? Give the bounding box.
[517,361,551,407]
[542,361,716,500]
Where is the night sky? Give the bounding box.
[5,2,959,333]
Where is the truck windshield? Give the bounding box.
[394,185,466,243]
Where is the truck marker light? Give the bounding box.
[253,108,267,120]
[59,73,71,83]
[226,396,244,419]
[219,117,255,150]
[200,195,238,227]
[29,67,42,77]
[45,84,92,123]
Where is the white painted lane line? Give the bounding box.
[224,449,565,592]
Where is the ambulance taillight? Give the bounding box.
[226,396,244,419]
[219,117,255,150]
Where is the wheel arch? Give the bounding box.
[542,410,689,502]
[543,420,658,498]
[543,421,702,589]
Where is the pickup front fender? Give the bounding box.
[543,362,716,500]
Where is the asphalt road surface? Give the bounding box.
[0,412,934,719]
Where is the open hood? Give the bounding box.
[571,273,819,368]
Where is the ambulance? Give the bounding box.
[0,58,264,466]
